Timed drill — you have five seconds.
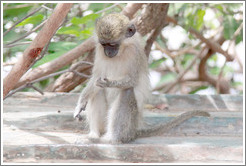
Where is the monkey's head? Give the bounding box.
[96,13,136,58]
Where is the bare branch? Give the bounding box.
[95,3,120,14]
[28,84,44,95]
[3,42,31,48]
[3,62,16,66]
[41,4,53,11]
[189,28,234,61]
[4,20,47,47]
[71,70,91,78]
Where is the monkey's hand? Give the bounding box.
[73,101,87,121]
[96,77,110,88]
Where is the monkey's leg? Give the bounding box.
[102,88,138,144]
[86,89,108,139]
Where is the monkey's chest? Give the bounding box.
[96,59,129,80]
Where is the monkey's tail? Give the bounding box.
[136,110,210,138]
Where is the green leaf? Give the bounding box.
[71,14,99,25]
[196,9,205,30]
[157,73,177,86]
[209,54,218,62]
[149,58,166,69]
[223,16,241,40]
[181,54,194,67]
[88,3,109,12]
[79,27,94,40]
[189,86,209,94]
[214,4,224,14]
[223,65,234,73]
[231,81,243,87]
[39,79,50,88]
[16,14,44,27]
[4,4,33,18]
[48,42,78,52]
[57,25,81,37]
[177,3,188,14]
[209,66,220,75]
[3,30,22,43]
[185,8,205,31]
[235,24,243,44]
[32,50,67,68]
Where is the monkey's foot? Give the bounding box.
[74,135,92,144]
[100,133,122,144]
[75,133,101,144]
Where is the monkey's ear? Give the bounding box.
[126,24,136,38]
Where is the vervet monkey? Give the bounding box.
[74,13,210,144]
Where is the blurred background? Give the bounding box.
[2,3,244,95]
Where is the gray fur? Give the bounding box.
[74,13,210,144]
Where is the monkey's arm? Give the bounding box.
[74,78,94,118]
[96,76,137,89]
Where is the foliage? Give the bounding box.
[2,3,244,95]
[149,3,243,94]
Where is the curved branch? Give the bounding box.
[167,16,234,61]
[198,36,230,94]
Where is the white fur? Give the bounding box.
[85,32,150,143]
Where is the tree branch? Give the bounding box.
[121,3,144,19]
[198,36,230,94]
[144,4,169,57]
[189,28,234,61]
[3,3,73,99]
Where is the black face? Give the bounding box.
[101,42,120,58]
[100,24,136,58]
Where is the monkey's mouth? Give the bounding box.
[103,45,119,58]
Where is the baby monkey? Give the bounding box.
[74,13,210,144]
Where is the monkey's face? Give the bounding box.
[98,23,136,58]
[96,13,136,58]
[100,42,120,58]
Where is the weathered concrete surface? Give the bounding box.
[2,92,244,164]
